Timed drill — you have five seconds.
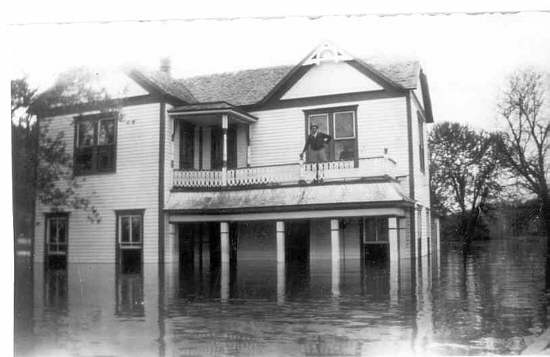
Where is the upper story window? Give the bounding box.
[74,113,117,175]
[417,112,425,173]
[304,106,358,164]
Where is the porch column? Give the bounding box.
[277,258,285,305]
[221,114,228,185]
[330,219,341,296]
[276,221,285,264]
[220,222,229,264]
[388,217,400,305]
[220,221,230,302]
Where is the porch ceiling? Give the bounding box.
[166,181,413,214]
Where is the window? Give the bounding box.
[75,113,116,175]
[418,112,425,173]
[116,210,144,273]
[363,217,389,243]
[119,214,142,248]
[305,106,358,164]
[46,215,68,255]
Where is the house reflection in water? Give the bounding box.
[25,238,549,356]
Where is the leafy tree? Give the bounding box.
[11,69,118,236]
[429,122,502,247]
[496,69,550,245]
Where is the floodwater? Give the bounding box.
[15,238,550,356]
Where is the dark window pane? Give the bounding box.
[97,146,114,171]
[308,114,329,134]
[75,147,94,173]
[121,217,130,243]
[334,140,355,161]
[78,120,95,147]
[131,216,141,243]
[376,218,389,242]
[57,219,67,243]
[98,119,115,145]
[48,218,57,244]
[334,112,354,139]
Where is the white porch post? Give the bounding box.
[220,222,229,264]
[277,258,285,304]
[221,114,228,186]
[330,219,341,296]
[220,221,230,302]
[276,221,285,264]
[388,216,400,305]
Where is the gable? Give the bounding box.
[280,62,383,100]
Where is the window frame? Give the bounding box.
[117,211,144,250]
[73,112,118,176]
[44,213,69,257]
[303,105,359,166]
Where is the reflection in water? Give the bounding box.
[15,238,550,356]
[116,272,145,317]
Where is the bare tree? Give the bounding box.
[497,69,550,246]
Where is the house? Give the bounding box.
[30,43,438,287]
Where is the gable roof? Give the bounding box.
[176,59,420,107]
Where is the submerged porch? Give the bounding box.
[168,215,424,301]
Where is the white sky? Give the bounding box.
[6,11,550,131]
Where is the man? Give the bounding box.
[300,124,332,162]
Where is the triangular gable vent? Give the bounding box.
[303,42,353,65]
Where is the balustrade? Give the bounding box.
[173,157,396,188]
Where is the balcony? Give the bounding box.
[172,156,397,190]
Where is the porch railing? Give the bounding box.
[173,156,397,189]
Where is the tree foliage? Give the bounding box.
[429,122,502,243]
[11,69,118,233]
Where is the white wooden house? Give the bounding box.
[31,43,438,280]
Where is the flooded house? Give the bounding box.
[30,43,439,288]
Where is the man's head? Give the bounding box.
[310,125,319,134]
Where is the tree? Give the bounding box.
[429,122,502,247]
[11,69,116,237]
[496,69,550,242]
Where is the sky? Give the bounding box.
[7,10,550,131]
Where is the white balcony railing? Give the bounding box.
[172,156,397,189]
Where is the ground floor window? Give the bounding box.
[45,213,69,268]
[116,210,144,273]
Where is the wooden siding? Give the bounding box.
[249,96,409,182]
[34,103,161,263]
[236,124,248,168]
[410,93,432,255]
[281,62,383,100]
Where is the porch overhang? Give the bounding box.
[168,101,257,123]
[166,181,413,222]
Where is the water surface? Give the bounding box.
[15,238,550,356]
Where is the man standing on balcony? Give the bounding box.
[300,124,332,162]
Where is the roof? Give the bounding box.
[180,65,293,106]
[169,101,258,123]
[176,59,420,106]
[127,68,197,104]
[166,181,411,212]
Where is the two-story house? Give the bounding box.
[30,43,437,285]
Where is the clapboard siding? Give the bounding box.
[34,103,161,263]
[249,96,409,177]
[236,124,248,168]
[410,93,432,255]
